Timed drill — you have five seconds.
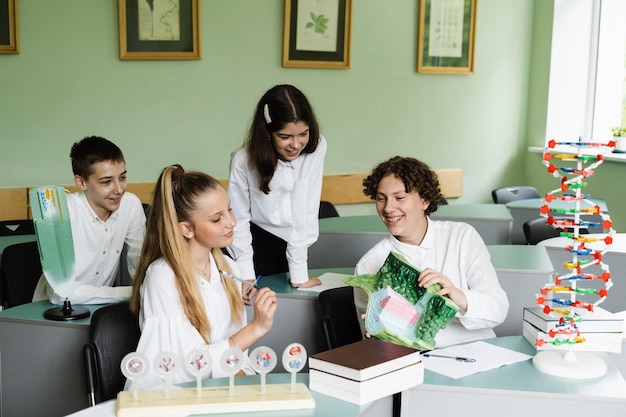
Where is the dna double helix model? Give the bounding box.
[536,137,616,348]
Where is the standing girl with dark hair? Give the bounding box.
[228,85,327,288]
[127,165,277,390]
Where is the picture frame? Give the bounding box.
[417,0,477,74]
[283,0,352,69]
[0,0,18,54]
[118,0,200,60]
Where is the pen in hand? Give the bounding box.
[218,270,260,291]
[422,353,476,363]
[246,275,262,295]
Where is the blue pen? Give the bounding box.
[247,275,262,295]
[422,353,476,363]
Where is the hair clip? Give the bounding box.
[263,104,272,124]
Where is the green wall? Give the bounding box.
[2,1,621,228]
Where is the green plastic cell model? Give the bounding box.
[345,251,458,351]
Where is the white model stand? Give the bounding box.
[119,344,313,416]
[532,350,608,379]
[117,383,314,417]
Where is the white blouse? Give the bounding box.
[128,254,253,390]
[227,135,327,284]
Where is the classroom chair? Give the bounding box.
[318,200,340,219]
[522,218,562,245]
[0,241,42,309]
[0,219,35,237]
[523,217,588,245]
[491,185,540,204]
[318,287,402,417]
[83,301,141,406]
[141,203,151,217]
[318,286,362,350]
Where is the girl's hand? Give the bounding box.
[290,277,322,288]
[418,268,468,312]
[251,287,277,333]
[242,285,257,305]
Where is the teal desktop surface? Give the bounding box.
[433,203,513,221]
[424,336,626,399]
[319,215,386,233]
[0,300,105,324]
[318,208,513,246]
[318,205,513,233]
[257,267,354,297]
[64,336,626,417]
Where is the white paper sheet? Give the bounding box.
[296,273,351,293]
[422,341,532,379]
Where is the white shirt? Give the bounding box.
[354,218,509,348]
[32,191,146,304]
[127,254,253,390]
[227,136,327,284]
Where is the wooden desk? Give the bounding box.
[404,336,626,417]
[506,198,608,244]
[537,233,626,313]
[0,302,107,417]
[65,373,393,417]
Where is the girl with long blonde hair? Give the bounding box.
[127,164,277,390]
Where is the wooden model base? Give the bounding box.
[117,383,315,417]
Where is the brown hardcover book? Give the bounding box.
[308,338,422,381]
[309,362,423,405]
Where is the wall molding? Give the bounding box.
[0,170,462,221]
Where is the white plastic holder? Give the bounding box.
[121,352,149,400]
[220,347,245,397]
[155,351,181,398]
[185,348,213,397]
[282,343,307,393]
[532,349,607,379]
[249,346,277,395]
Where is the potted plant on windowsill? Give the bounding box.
[611,126,626,153]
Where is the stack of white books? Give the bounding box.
[522,306,624,353]
[308,338,423,405]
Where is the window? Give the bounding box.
[546,0,626,143]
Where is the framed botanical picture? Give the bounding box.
[0,0,18,54]
[118,0,200,60]
[283,0,352,69]
[417,0,477,74]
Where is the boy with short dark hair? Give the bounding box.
[32,136,146,304]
